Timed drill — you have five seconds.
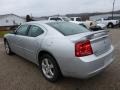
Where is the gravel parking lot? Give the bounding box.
[0,29,120,90]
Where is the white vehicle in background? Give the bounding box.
[70,17,95,28]
[70,17,106,30]
[48,17,71,22]
[48,17,106,31]
[48,17,95,28]
[48,17,88,27]
[70,17,82,22]
[96,18,119,28]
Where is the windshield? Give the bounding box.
[47,22,89,36]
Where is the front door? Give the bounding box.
[11,25,30,58]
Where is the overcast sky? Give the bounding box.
[0,0,120,17]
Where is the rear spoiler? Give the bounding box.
[87,30,109,40]
[66,30,109,43]
[90,30,109,35]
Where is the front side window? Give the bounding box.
[16,25,29,36]
[50,18,56,20]
[50,18,62,21]
[28,25,44,37]
[70,18,74,21]
[104,18,109,20]
[96,19,101,21]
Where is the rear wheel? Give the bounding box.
[39,54,61,82]
[107,23,114,28]
[4,40,12,55]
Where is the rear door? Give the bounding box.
[23,25,45,63]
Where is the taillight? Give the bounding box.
[75,40,93,57]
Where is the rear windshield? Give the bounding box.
[47,22,89,36]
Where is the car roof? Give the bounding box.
[49,16,68,18]
[25,21,69,26]
[26,20,57,24]
[70,17,81,18]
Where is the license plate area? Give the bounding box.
[92,37,111,56]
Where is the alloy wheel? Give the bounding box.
[41,58,55,79]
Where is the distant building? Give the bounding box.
[0,14,25,27]
[90,14,120,21]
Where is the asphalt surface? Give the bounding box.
[0,29,120,90]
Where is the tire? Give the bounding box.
[39,54,62,82]
[107,23,114,28]
[4,40,13,55]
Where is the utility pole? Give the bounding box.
[112,0,115,19]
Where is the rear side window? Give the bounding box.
[28,25,44,37]
[47,22,89,36]
[76,18,81,21]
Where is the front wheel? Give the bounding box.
[4,40,12,55]
[39,54,62,82]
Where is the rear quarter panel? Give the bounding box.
[40,35,75,75]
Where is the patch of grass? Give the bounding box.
[0,31,10,37]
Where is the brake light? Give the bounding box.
[75,40,93,57]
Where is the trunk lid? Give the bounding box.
[67,30,111,56]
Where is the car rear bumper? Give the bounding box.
[62,46,114,78]
[83,57,114,79]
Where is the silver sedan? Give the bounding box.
[4,21,114,82]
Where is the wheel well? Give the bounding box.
[38,50,63,76]
[108,22,113,25]
[107,22,114,28]
[38,51,53,60]
[4,38,7,42]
